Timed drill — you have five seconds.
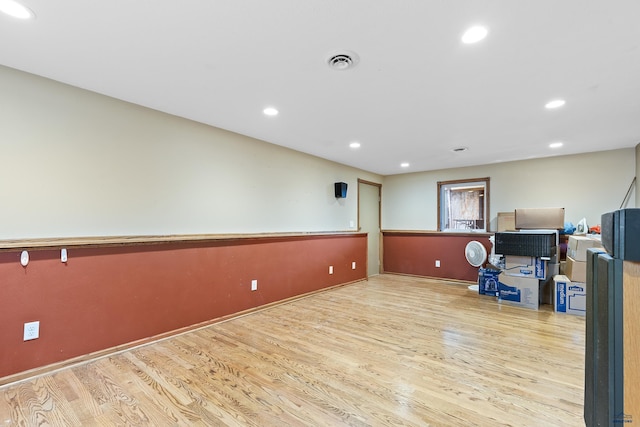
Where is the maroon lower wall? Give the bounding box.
[0,233,367,380]
[383,231,492,282]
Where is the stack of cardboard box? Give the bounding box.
[565,235,604,282]
[551,235,604,316]
[498,254,555,310]
[495,208,564,310]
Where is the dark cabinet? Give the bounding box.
[584,208,640,426]
[584,250,624,426]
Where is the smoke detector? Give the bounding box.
[326,50,359,71]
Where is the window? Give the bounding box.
[437,177,490,232]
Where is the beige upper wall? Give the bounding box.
[0,65,381,239]
[3,64,635,239]
[382,148,636,232]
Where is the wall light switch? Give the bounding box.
[61,248,68,263]
[251,279,258,291]
[435,260,441,268]
[352,261,356,269]
[329,266,333,275]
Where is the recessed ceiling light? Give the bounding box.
[461,26,488,44]
[549,141,564,148]
[263,107,279,116]
[349,142,361,149]
[0,0,35,19]
[545,99,566,109]
[400,162,410,168]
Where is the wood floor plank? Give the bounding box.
[3,376,82,426]
[0,274,586,426]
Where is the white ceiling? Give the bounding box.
[2,1,640,176]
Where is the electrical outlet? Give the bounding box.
[329,265,333,275]
[251,279,258,291]
[435,260,441,268]
[24,321,40,341]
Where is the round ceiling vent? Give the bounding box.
[326,51,359,71]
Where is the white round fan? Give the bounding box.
[465,240,487,268]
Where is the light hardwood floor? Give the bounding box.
[0,274,586,426]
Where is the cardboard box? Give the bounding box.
[553,275,586,316]
[539,276,553,305]
[549,262,560,277]
[565,256,587,283]
[503,255,548,279]
[567,235,603,262]
[478,268,500,296]
[539,263,561,306]
[498,273,539,310]
[497,212,516,232]
[515,208,565,230]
